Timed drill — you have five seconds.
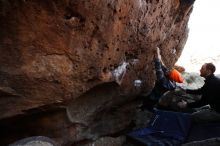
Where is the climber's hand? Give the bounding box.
[154,47,162,60]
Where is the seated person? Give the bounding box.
[178,63,220,123]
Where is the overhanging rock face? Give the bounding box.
[0,0,194,145]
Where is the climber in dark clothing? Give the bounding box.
[148,58,176,101]
[142,47,183,110]
[178,63,220,122]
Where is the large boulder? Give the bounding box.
[0,0,195,145]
